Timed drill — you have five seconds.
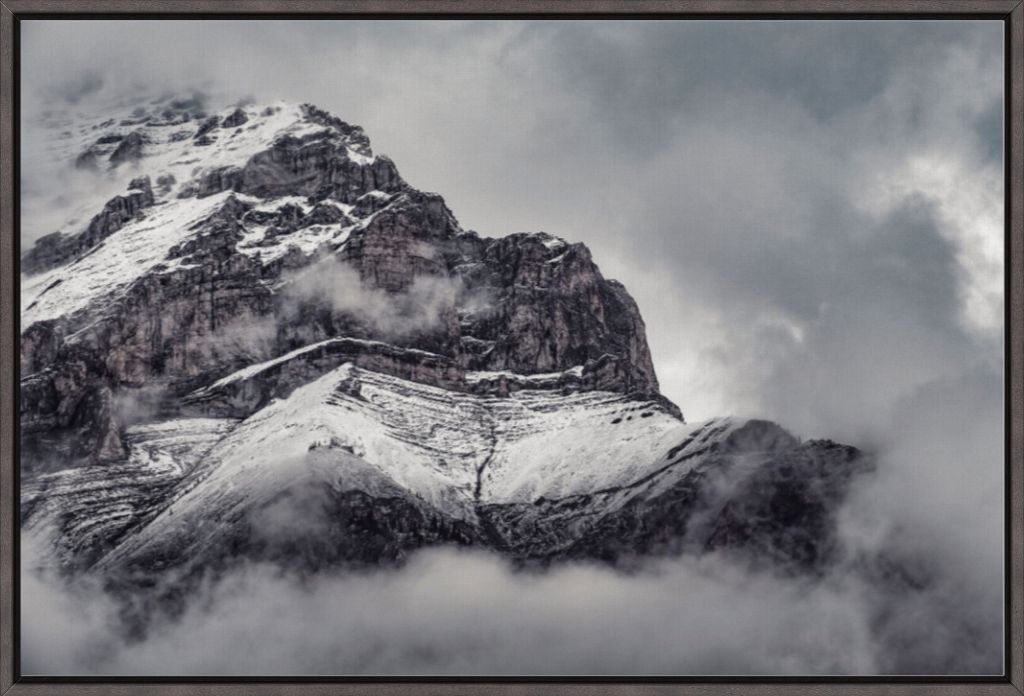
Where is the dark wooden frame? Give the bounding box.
[1,1,1021,694]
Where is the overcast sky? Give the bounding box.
[19,19,1007,677]
[21,19,1003,432]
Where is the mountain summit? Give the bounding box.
[20,99,868,587]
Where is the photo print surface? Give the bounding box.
[18,18,1005,677]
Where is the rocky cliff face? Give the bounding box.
[20,99,868,594]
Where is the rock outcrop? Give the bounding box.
[108,131,147,166]
[21,176,155,275]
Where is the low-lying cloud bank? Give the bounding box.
[20,529,1001,677]
[20,547,879,677]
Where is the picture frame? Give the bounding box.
[1,1,1021,694]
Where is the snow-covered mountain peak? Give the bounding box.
[22,97,665,412]
[25,97,373,246]
[44,96,365,166]
[20,96,870,591]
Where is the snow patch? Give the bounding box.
[21,193,234,328]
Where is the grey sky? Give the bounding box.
[19,18,1006,676]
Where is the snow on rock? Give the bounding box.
[128,363,691,542]
[92,360,820,577]
[21,192,234,326]
[466,365,585,384]
[97,364,490,569]
[21,417,235,569]
[20,100,377,328]
[481,389,692,503]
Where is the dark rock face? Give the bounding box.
[194,115,220,140]
[19,358,120,466]
[454,232,662,397]
[236,132,404,203]
[221,107,249,129]
[108,131,146,166]
[155,173,176,195]
[300,102,374,155]
[337,191,457,291]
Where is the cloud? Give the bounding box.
[20,519,1002,678]
[194,313,279,367]
[46,70,105,105]
[21,547,879,677]
[281,257,464,340]
[834,366,1005,674]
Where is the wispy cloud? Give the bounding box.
[282,257,463,340]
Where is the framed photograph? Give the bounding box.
[1,1,1021,694]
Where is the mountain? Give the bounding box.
[20,98,870,592]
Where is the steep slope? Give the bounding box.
[20,98,869,588]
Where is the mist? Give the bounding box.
[283,257,462,339]
[18,19,1006,677]
[17,545,880,677]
